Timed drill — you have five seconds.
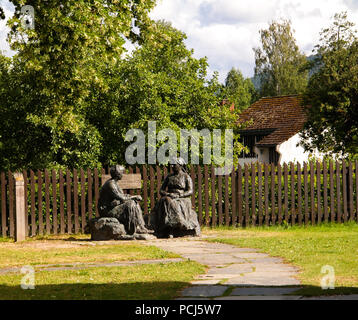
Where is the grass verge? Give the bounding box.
[0,261,206,300]
[0,235,179,268]
[203,222,358,296]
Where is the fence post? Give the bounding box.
[14,172,26,242]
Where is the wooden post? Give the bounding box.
[14,173,26,242]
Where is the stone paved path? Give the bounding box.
[146,238,305,300]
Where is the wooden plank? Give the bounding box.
[277,163,282,225]
[198,166,203,225]
[142,166,148,215]
[129,167,134,196]
[336,161,341,223]
[329,161,335,223]
[211,166,216,227]
[310,162,315,225]
[204,165,210,226]
[316,161,321,224]
[1,172,6,237]
[244,164,250,227]
[80,169,86,232]
[225,170,230,226]
[94,168,99,217]
[284,163,289,224]
[23,170,28,236]
[251,163,256,227]
[9,172,15,237]
[30,170,36,236]
[44,169,51,234]
[66,170,72,233]
[8,172,14,238]
[342,161,347,223]
[348,162,354,221]
[87,169,93,221]
[135,167,141,197]
[190,166,195,209]
[59,169,65,234]
[52,170,58,235]
[290,162,295,225]
[323,161,328,223]
[218,172,223,226]
[73,169,79,234]
[37,170,43,236]
[297,162,302,225]
[101,173,142,190]
[271,163,275,225]
[231,166,236,227]
[258,164,263,226]
[237,165,243,226]
[156,166,162,199]
[304,162,309,225]
[264,164,269,226]
[150,166,155,210]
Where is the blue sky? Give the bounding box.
[1,0,358,82]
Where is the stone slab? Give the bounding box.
[181,285,229,297]
[230,287,301,296]
[214,295,302,300]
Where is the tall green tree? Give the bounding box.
[253,19,308,97]
[0,0,156,170]
[223,68,257,111]
[300,12,358,159]
[88,20,244,166]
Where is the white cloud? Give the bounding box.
[151,0,358,82]
[1,0,357,83]
[0,0,15,56]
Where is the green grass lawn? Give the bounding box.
[0,261,206,300]
[0,234,205,299]
[203,222,358,296]
[0,234,179,268]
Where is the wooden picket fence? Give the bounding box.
[0,161,358,238]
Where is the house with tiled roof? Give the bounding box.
[237,94,322,165]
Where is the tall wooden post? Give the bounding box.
[14,172,26,242]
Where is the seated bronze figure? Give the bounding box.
[98,165,153,235]
[149,158,201,238]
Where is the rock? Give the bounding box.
[133,233,157,240]
[88,217,126,241]
[88,217,157,241]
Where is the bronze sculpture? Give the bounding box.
[88,165,154,240]
[149,157,201,238]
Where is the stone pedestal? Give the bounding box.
[87,217,156,241]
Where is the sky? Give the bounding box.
[1,0,358,82]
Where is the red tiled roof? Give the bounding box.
[237,95,307,146]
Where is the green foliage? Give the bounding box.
[0,0,157,170]
[0,3,244,170]
[253,19,308,97]
[222,67,258,111]
[87,20,244,166]
[300,12,358,159]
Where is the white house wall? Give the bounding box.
[276,133,322,164]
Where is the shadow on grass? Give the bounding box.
[0,281,190,300]
[1,283,358,300]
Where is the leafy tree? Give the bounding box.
[0,0,157,170]
[88,20,244,166]
[223,67,257,111]
[253,19,308,97]
[300,12,358,159]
